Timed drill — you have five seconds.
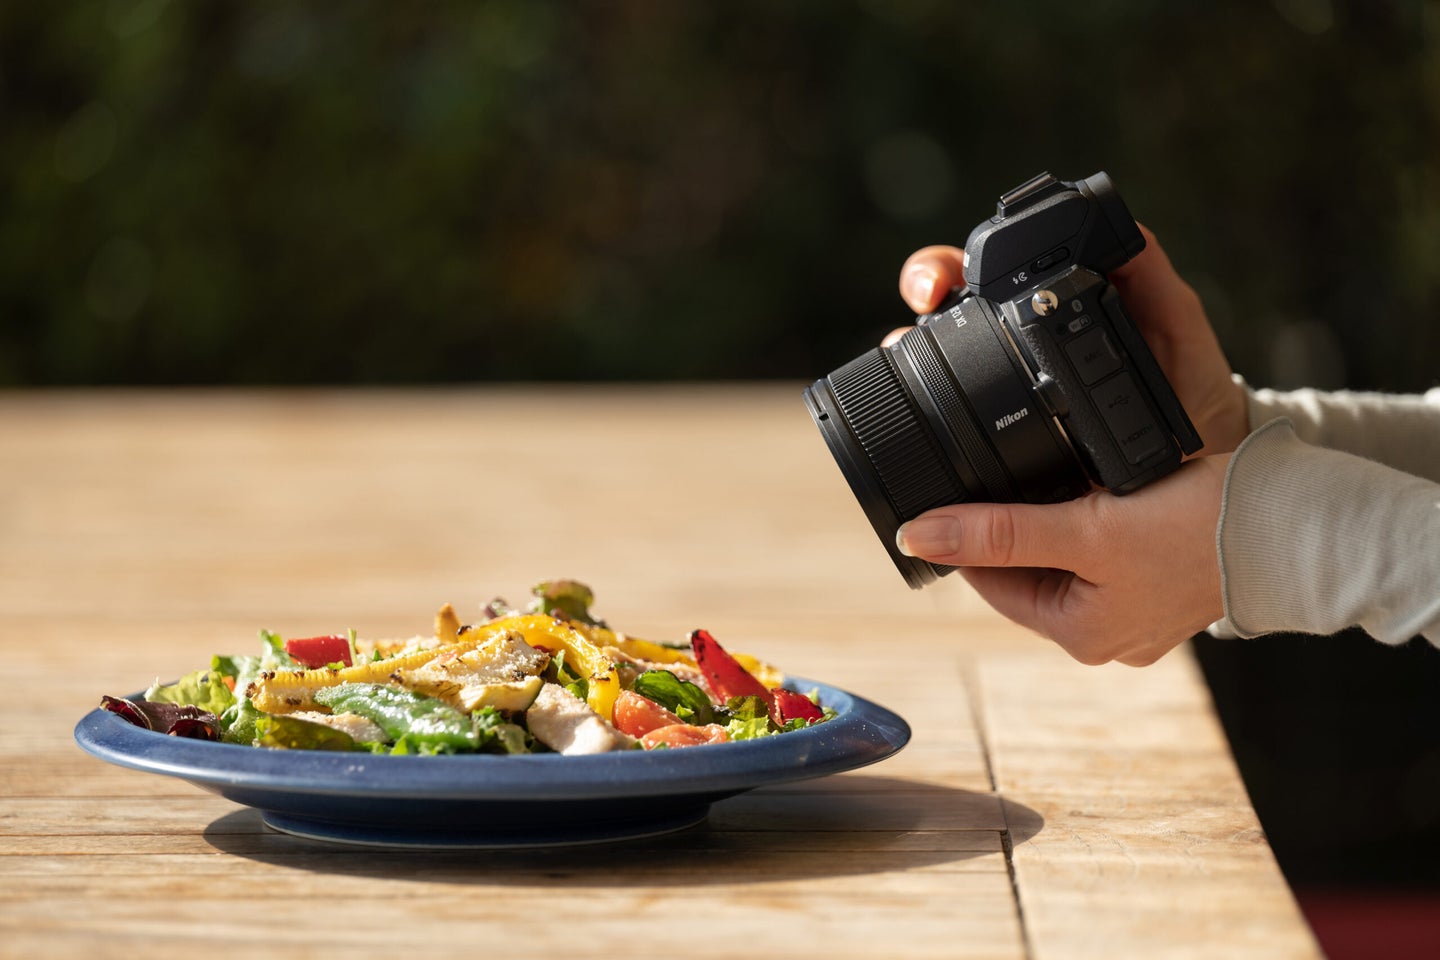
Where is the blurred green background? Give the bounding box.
[4,0,1438,391]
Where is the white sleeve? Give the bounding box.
[1212,418,1440,646]
[1245,383,1440,483]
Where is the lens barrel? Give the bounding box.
[804,343,961,588]
[803,297,1087,589]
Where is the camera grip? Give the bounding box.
[1010,322,1133,490]
[1008,285,1184,493]
[1098,285,1204,457]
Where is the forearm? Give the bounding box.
[1216,419,1440,646]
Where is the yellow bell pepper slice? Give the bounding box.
[731,651,785,690]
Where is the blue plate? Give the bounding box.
[74,678,910,848]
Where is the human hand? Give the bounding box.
[896,225,1250,456]
[896,454,1230,666]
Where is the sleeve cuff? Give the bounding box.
[1217,419,1440,645]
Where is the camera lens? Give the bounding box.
[803,295,1089,588]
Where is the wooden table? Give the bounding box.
[0,387,1321,959]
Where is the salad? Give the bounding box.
[98,580,832,755]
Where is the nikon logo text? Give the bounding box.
[995,408,1029,431]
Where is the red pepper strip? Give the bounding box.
[772,687,825,724]
[284,634,353,669]
[690,628,779,721]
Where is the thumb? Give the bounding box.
[895,498,1097,571]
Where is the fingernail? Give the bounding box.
[895,516,960,558]
[902,265,938,310]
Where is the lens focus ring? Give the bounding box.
[905,327,1018,502]
[828,349,963,518]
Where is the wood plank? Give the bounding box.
[976,649,1323,960]
[2,890,1028,960]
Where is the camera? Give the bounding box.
[803,171,1203,588]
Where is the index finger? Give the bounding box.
[899,245,966,314]
[895,498,1100,572]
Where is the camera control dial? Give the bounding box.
[1031,289,1060,316]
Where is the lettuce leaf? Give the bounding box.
[722,695,778,740]
[724,715,774,741]
[212,631,302,745]
[528,579,603,626]
[632,670,715,725]
[724,695,769,721]
[213,652,264,744]
[220,698,263,745]
[211,654,256,682]
[259,629,298,670]
[473,706,532,754]
[145,669,234,716]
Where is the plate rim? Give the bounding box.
[74,676,911,802]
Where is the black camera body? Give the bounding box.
[804,171,1203,588]
[950,171,1202,492]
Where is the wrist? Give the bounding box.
[1198,375,1252,456]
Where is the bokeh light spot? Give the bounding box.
[863,130,954,223]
